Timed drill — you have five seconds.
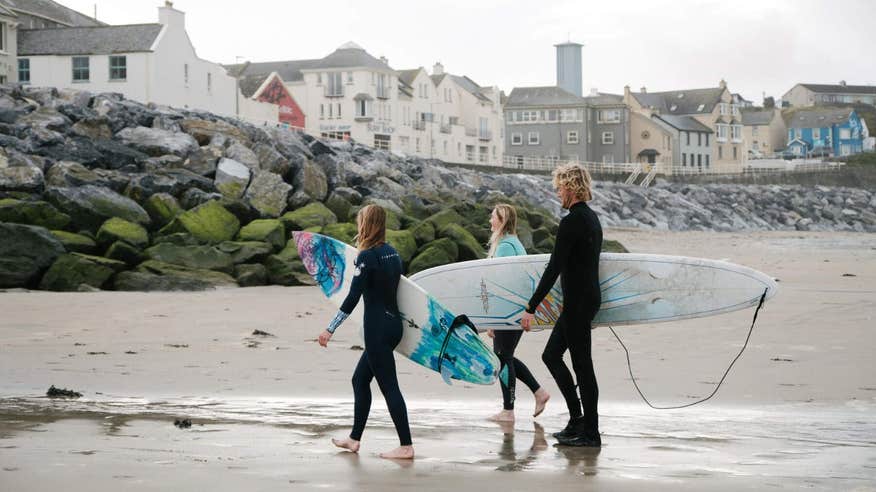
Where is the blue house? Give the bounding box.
[786,108,864,157]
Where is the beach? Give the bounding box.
[1,230,875,491]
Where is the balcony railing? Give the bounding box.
[479,130,492,141]
[412,120,426,131]
[376,87,390,99]
[324,86,344,98]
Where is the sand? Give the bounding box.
[1,230,875,491]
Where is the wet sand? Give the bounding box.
[1,230,875,491]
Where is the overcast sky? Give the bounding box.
[61,0,876,103]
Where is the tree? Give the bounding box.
[763,96,775,109]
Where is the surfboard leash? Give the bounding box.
[609,288,768,410]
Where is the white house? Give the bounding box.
[16,1,244,118]
[233,43,505,165]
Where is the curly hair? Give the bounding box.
[552,163,593,201]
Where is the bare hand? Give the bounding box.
[318,330,333,347]
[520,312,535,332]
[487,329,495,339]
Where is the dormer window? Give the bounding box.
[677,93,684,98]
[670,104,678,112]
[697,104,705,112]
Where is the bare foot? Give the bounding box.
[331,437,360,453]
[533,388,550,417]
[379,445,414,459]
[488,409,515,422]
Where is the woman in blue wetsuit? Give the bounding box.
[318,204,414,460]
[485,204,550,423]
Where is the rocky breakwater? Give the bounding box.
[2,85,618,292]
[587,180,876,233]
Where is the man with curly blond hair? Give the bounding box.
[520,162,603,447]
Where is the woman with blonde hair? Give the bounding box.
[486,203,550,422]
[317,204,414,459]
[520,163,603,447]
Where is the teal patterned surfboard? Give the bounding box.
[292,231,500,386]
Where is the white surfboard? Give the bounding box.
[409,253,778,330]
[292,231,500,385]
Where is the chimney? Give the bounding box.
[159,1,184,28]
[433,62,444,75]
[589,87,599,96]
[839,80,847,86]
[640,86,647,93]
[379,56,388,66]
[719,78,727,89]
[624,85,631,98]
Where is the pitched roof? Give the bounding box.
[583,92,624,107]
[655,114,713,133]
[1,0,103,27]
[226,59,319,82]
[741,110,774,126]
[314,45,392,71]
[786,108,854,129]
[396,69,422,86]
[799,83,876,95]
[430,73,447,86]
[450,74,490,102]
[0,4,16,16]
[506,86,584,107]
[17,23,163,55]
[632,87,725,114]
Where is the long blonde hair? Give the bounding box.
[356,204,386,250]
[552,163,593,201]
[487,203,518,258]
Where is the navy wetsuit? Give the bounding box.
[329,243,412,446]
[526,202,602,436]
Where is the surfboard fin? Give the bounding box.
[440,364,454,385]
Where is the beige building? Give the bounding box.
[741,109,787,158]
[624,80,745,172]
[783,82,876,108]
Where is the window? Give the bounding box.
[207,72,212,92]
[733,146,737,160]
[184,63,189,85]
[602,131,614,145]
[561,108,580,122]
[511,133,523,145]
[567,131,579,144]
[520,110,538,122]
[839,128,851,139]
[18,59,30,83]
[321,131,350,140]
[705,155,710,167]
[717,124,728,142]
[376,73,388,99]
[731,125,742,142]
[356,99,369,118]
[319,104,324,119]
[374,134,391,151]
[719,146,723,159]
[416,138,421,152]
[598,109,621,123]
[697,133,702,146]
[697,154,702,167]
[753,126,759,136]
[327,72,343,97]
[697,104,705,112]
[719,103,728,115]
[682,153,687,166]
[0,22,5,52]
[317,73,322,85]
[328,103,333,119]
[546,110,558,122]
[337,103,341,119]
[443,141,448,154]
[686,132,690,145]
[812,128,820,140]
[705,134,709,147]
[346,72,353,84]
[528,132,539,145]
[72,56,90,82]
[109,55,126,80]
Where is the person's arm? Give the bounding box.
[319,251,370,346]
[525,218,573,314]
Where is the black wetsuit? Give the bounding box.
[338,243,411,446]
[526,202,602,436]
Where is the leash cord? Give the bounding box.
[608,288,768,410]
